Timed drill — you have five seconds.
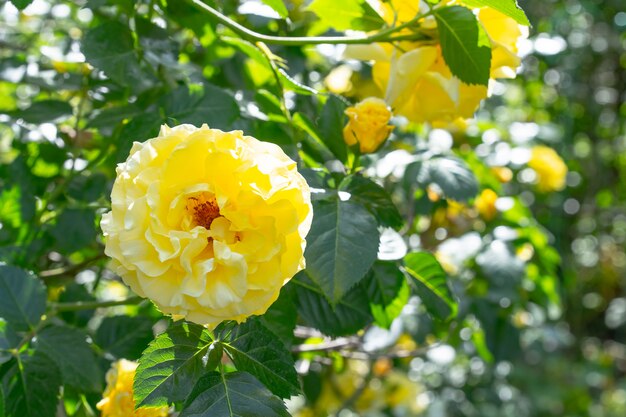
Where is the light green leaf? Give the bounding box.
[220,318,299,399]
[0,265,46,331]
[340,175,404,230]
[134,321,216,408]
[365,262,410,329]
[463,0,530,25]
[261,0,289,18]
[36,325,103,392]
[181,371,290,417]
[419,156,479,202]
[403,252,457,320]
[95,315,154,360]
[304,199,379,304]
[308,0,385,31]
[434,6,492,85]
[5,351,61,417]
[293,272,372,337]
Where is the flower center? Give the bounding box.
[186,192,221,230]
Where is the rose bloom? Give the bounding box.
[343,97,394,153]
[528,145,568,192]
[475,188,498,220]
[101,124,312,327]
[97,359,168,417]
[345,0,528,124]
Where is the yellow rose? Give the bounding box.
[475,188,498,220]
[101,124,312,327]
[343,97,394,153]
[528,145,568,192]
[97,360,169,417]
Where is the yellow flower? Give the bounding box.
[343,97,394,153]
[475,188,498,220]
[528,145,568,192]
[101,124,312,327]
[97,360,169,417]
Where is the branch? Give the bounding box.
[188,0,433,46]
[50,296,144,312]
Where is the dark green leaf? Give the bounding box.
[161,84,240,129]
[8,100,72,124]
[293,272,372,337]
[340,175,404,229]
[181,371,290,417]
[5,351,61,417]
[9,0,33,11]
[403,252,457,320]
[82,21,154,91]
[434,6,492,85]
[0,265,46,331]
[463,0,530,25]
[476,240,525,287]
[261,285,297,348]
[318,95,348,162]
[67,173,108,202]
[115,112,163,161]
[365,262,410,329]
[220,318,299,399]
[134,321,216,408]
[304,199,379,304]
[419,156,479,202]
[308,0,385,31]
[49,208,97,254]
[36,325,103,392]
[0,320,18,365]
[95,316,154,360]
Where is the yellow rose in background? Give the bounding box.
[101,124,312,327]
[343,97,394,153]
[528,145,568,192]
[97,360,169,417]
[475,188,498,220]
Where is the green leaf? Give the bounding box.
[95,316,154,360]
[419,156,479,202]
[261,0,289,18]
[36,325,103,392]
[462,0,530,25]
[181,371,290,417]
[365,262,410,329]
[261,285,297,348]
[476,240,525,287]
[5,351,61,417]
[308,0,385,31]
[219,318,299,399]
[293,272,372,337]
[134,321,217,408]
[0,320,18,365]
[0,265,46,331]
[403,252,457,320]
[82,21,154,91]
[48,208,97,254]
[434,6,492,85]
[9,0,33,10]
[276,68,318,95]
[318,95,348,162]
[340,175,404,230]
[304,199,379,304]
[7,100,73,124]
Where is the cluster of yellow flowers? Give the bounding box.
[101,124,312,328]
[345,0,528,125]
[97,360,168,417]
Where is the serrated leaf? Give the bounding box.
[82,21,154,92]
[48,208,97,254]
[36,325,103,392]
[95,316,154,360]
[181,371,290,417]
[261,285,297,347]
[318,95,348,162]
[261,0,289,18]
[5,351,61,417]
[7,100,72,124]
[308,0,385,31]
[304,199,379,304]
[220,318,299,399]
[340,175,404,230]
[293,272,372,337]
[434,6,492,85]
[403,252,457,320]
[0,265,46,331]
[365,262,410,329]
[134,321,216,408]
[419,156,479,202]
[463,0,530,25]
